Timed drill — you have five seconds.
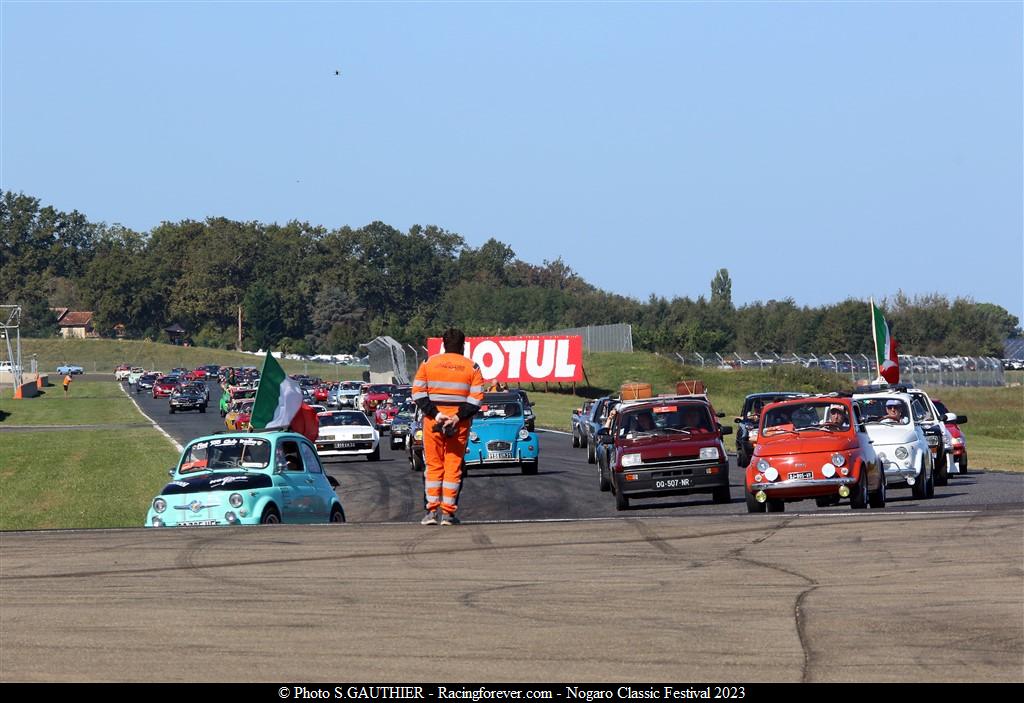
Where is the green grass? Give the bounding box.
[16,338,363,379]
[921,386,1024,473]
[0,381,143,425]
[0,428,178,530]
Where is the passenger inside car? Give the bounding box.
[824,405,850,429]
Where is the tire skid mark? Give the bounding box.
[628,518,680,556]
[471,529,496,550]
[3,510,1008,583]
[728,517,820,684]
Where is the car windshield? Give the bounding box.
[179,437,271,473]
[909,393,936,422]
[620,403,714,435]
[762,402,850,434]
[368,384,394,394]
[230,400,254,412]
[743,394,798,419]
[319,412,370,427]
[856,398,911,425]
[480,402,523,419]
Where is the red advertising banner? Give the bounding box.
[426,335,583,383]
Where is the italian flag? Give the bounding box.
[871,300,900,384]
[250,351,304,430]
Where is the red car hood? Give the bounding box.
[617,432,721,459]
[755,431,860,458]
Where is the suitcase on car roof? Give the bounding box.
[620,382,652,400]
[676,379,706,395]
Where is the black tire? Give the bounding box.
[711,485,731,504]
[766,498,785,513]
[413,451,425,473]
[169,407,175,414]
[960,453,968,475]
[737,449,750,469]
[587,441,596,464]
[935,452,949,487]
[580,432,588,448]
[815,496,834,508]
[521,461,538,475]
[572,428,581,448]
[598,460,611,492]
[614,487,629,511]
[912,471,928,499]
[329,504,346,523]
[746,491,766,513]
[850,470,869,510]
[199,405,206,414]
[220,409,226,417]
[869,475,886,509]
[260,505,281,524]
[367,445,380,462]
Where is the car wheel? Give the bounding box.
[572,428,580,448]
[367,446,380,462]
[745,491,766,513]
[598,460,610,492]
[587,441,596,464]
[581,432,588,448]
[260,505,281,524]
[869,475,886,509]
[199,405,206,414]
[960,453,968,474]
[766,498,785,513]
[850,471,868,510]
[935,452,950,487]
[330,504,346,523]
[737,450,749,469]
[614,487,629,511]
[169,407,175,414]
[912,471,928,499]
[521,461,538,475]
[712,485,731,504]
[413,451,424,472]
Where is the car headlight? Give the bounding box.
[831,453,846,467]
[699,447,719,461]
[229,493,243,508]
[926,435,939,447]
[621,453,642,467]
[153,498,167,514]
[518,428,529,440]
[470,432,479,442]
[764,467,779,482]
[748,429,759,442]
[894,446,909,460]
[757,458,771,472]
[414,430,423,440]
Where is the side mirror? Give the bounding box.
[944,412,956,423]
[956,415,967,424]
[167,468,175,477]
[720,426,733,435]
[572,409,579,416]
[327,475,340,488]
[734,417,743,424]
[716,412,725,418]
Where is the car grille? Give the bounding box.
[641,455,702,467]
[487,441,512,451]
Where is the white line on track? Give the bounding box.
[537,428,571,436]
[119,383,183,453]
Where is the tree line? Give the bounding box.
[2,190,1018,357]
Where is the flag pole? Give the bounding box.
[869,298,879,381]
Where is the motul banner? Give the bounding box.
[426,336,583,383]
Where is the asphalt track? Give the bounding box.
[1,376,1021,681]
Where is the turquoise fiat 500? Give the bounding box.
[145,431,346,527]
[464,392,540,475]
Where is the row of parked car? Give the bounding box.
[570,382,968,512]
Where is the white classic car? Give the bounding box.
[853,392,934,499]
[314,410,380,461]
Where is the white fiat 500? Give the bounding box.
[852,393,934,499]
[315,410,381,462]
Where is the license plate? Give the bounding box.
[788,471,813,480]
[488,451,514,460]
[655,478,690,488]
[336,442,355,449]
[179,520,217,527]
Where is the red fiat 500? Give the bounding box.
[745,396,885,513]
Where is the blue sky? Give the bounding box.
[2,1,1021,321]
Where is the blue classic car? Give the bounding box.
[145,432,346,527]
[464,392,540,475]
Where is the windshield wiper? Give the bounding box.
[659,427,692,435]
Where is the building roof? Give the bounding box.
[57,311,93,327]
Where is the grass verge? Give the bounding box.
[0,428,178,530]
[0,381,143,425]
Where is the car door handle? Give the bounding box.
[306,479,316,484]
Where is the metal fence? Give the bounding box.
[358,336,411,385]
[542,323,633,353]
[670,352,1006,387]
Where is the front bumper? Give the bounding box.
[316,439,377,456]
[615,461,729,497]
[748,476,858,498]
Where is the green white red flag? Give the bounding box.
[250,351,304,431]
[871,300,900,384]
